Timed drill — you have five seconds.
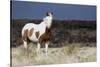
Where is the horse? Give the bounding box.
[21,12,53,56]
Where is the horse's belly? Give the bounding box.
[28,33,38,42]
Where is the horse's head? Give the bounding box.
[46,12,53,17]
[43,12,53,28]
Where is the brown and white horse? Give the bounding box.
[21,12,53,56]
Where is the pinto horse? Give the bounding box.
[21,12,53,56]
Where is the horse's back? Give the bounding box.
[22,23,35,30]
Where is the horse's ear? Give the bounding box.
[46,12,53,16]
[51,12,53,15]
[46,12,49,16]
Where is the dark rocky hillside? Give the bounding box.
[10,19,96,47]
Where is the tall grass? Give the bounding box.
[63,43,80,55]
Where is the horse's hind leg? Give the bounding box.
[23,40,30,57]
[22,29,29,56]
[23,40,28,50]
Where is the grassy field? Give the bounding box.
[11,19,96,66]
[11,43,96,67]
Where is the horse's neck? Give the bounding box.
[43,16,52,28]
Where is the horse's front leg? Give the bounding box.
[45,42,49,56]
[37,42,41,55]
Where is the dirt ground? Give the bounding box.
[11,43,96,67]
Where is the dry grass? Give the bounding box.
[62,43,80,55]
[11,43,96,67]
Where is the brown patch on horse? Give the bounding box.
[35,31,40,38]
[39,27,51,44]
[28,28,34,37]
[22,29,28,41]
